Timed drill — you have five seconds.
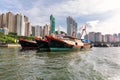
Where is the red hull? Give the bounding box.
[19,38,38,50]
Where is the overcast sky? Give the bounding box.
[0,0,120,34]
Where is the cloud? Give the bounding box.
[84,9,120,34]
[0,0,23,13]
[55,25,66,33]
[0,0,120,34]
[97,10,120,34]
[44,0,120,16]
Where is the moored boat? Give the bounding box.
[19,38,38,50]
[43,35,91,51]
[35,37,50,51]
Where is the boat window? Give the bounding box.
[75,42,77,45]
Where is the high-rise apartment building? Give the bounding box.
[21,14,25,36]
[25,22,30,36]
[15,14,21,35]
[31,26,35,36]
[0,14,1,28]
[0,13,7,28]
[118,33,120,42]
[43,24,50,37]
[102,35,107,42]
[67,16,77,37]
[88,32,95,42]
[105,34,115,42]
[95,32,102,42]
[6,12,15,32]
[15,14,25,36]
[0,12,30,36]
[113,34,119,42]
[15,13,31,36]
[24,16,30,36]
[40,26,43,37]
[32,26,43,37]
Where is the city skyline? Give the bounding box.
[0,12,31,36]
[85,32,120,43]
[0,0,120,34]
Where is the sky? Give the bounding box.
[0,0,120,34]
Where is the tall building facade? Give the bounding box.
[35,25,40,37]
[43,24,50,37]
[118,33,120,42]
[6,12,15,32]
[102,35,107,42]
[0,13,7,28]
[16,14,31,36]
[105,34,113,42]
[95,32,102,42]
[88,32,95,42]
[24,16,31,36]
[35,25,43,37]
[31,26,35,36]
[113,34,119,42]
[16,14,21,35]
[40,26,43,37]
[25,22,30,36]
[15,14,25,36]
[0,14,2,28]
[50,15,55,34]
[67,16,77,37]
[0,12,30,36]
[85,32,120,43]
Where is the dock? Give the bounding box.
[0,43,21,48]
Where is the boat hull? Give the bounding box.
[36,35,92,52]
[35,39,50,52]
[19,39,37,50]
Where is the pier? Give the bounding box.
[0,43,21,48]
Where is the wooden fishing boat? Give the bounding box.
[35,37,50,51]
[19,38,38,50]
[44,35,91,51]
[35,24,92,52]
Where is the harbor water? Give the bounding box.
[0,47,120,80]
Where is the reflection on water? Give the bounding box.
[0,47,120,80]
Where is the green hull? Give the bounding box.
[38,47,80,52]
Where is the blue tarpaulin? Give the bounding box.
[82,39,91,43]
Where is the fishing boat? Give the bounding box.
[35,24,92,52]
[35,37,50,51]
[45,35,91,51]
[19,38,38,50]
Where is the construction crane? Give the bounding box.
[80,24,89,40]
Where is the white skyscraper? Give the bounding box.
[21,14,25,36]
[16,14,25,36]
[43,24,50,37]
[16,14,21,36]
[34,25,44,37]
